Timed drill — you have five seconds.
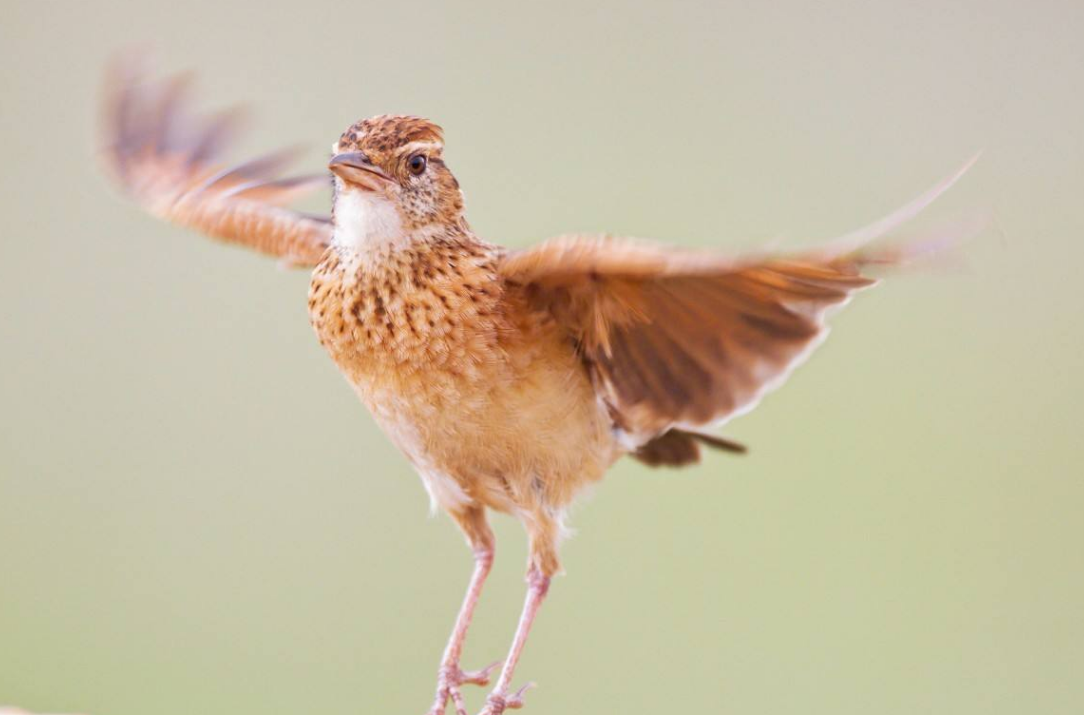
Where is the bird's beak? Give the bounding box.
[328,151,391,189]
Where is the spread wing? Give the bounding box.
[101,59,332,267]
[500,159,979,445]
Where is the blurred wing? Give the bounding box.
[102,59,332,267]
[500,160,978,444]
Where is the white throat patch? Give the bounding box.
[333,187,405,252]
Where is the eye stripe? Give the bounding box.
[399,140,442,154]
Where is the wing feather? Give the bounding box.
[500,162,979,445]
[102,59,332,267]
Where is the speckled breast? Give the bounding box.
[307,239,511,410]
[307,237,618,514]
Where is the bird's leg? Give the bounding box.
[479,520,560,715]
[428,508,499,715]
[430,546,498,715]
[480,567,551,715]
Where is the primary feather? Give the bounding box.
[102,58,332,267]
[500,157,978,449]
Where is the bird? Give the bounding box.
[101,59,977,715]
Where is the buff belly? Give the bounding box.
[357,338,618,516]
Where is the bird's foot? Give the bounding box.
[479,682,534,715]
[427,661,501,715]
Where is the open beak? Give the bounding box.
[328,151,391,189]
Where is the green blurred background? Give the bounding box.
[2,1,1082,713]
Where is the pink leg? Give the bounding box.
[480,568,552,715]
[428,511,500,715]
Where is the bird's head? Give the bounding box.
[328,115,465,247]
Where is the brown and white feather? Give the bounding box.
[102,60,332,267]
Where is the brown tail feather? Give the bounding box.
[633,429,747,468]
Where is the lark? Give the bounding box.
[102,61,977,715]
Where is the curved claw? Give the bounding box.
[460,660,502,687]
[429,661,505,715]
[506,682,535,709]
[483,682,535,714]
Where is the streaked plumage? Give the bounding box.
[102,60,977,715]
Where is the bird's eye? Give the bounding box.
[408,154,427,176]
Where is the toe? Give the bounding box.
[505,682,535,709]
[483,682,534,714]
[460,660,501,687]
